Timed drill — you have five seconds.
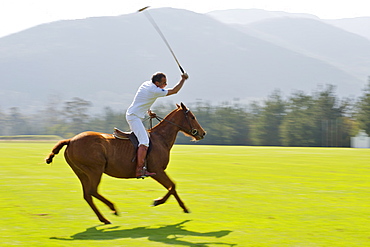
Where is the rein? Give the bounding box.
[148,110,199,137]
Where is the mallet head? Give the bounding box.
[138,6,150,12]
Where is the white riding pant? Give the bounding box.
[126,113,149,147]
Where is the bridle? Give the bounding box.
[149,109,200,138]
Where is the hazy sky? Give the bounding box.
[1,0,369,38]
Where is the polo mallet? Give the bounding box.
[138,6,186,74]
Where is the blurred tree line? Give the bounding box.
[1,81,370,147]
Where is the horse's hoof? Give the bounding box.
[152,200,159,207]
[184,209,190,213]
[101,219,111,224]
[152,199,161,207]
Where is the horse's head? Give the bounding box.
[177,102,206,141]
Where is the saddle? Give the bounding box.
[113,127,152,154]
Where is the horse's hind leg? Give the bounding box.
[89,174,118,216]
[69,165,113,224]
[151,171,189,213]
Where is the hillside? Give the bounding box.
[238,17,370,80]
[208,9,370,41]
[207,8,319,24]
[0,8,366,113]
[326,17,370,41]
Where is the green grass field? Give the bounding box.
[1,142,369,246]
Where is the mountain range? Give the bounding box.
[0,8,369,113]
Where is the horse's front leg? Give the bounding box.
[151,171,189,213]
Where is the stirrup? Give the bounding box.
[136,167,156,179]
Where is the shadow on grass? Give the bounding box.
[50,220,236,246]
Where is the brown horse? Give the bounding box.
[45,103,206,224]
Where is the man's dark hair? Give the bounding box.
[151,72,166,83]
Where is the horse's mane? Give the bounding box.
[148,107,180,132]
[150,106,199,141]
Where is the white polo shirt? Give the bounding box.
[127,81,168,118]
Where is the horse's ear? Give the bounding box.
[176,104,180,108]
[180,102,187,110]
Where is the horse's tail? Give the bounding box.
[45,139,70,164]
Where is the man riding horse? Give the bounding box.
[126,72,189,178]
